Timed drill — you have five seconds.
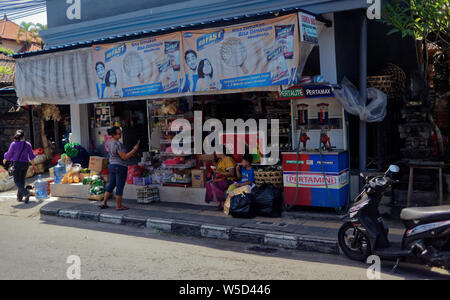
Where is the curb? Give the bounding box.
[41,207,339,255]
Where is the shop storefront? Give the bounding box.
[13,4,370,211]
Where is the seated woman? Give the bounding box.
[205,153,236,210]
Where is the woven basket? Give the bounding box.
[367,75,396,97]
[254,170,283,188]
[368,63,406,100]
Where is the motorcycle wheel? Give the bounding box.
[338,222,371,261]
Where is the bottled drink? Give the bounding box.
[54,161,66,184]
[35,175,48,200]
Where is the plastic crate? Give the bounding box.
[133,176,152,186]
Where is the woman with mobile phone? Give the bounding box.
[99,126,139,210]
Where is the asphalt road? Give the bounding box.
[0,213,449,280]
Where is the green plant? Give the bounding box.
[0,66,13,76]
[16,21,45,50]
[382,0,449,51]
[0,46,15,56]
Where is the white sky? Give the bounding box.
[11,11,47,26]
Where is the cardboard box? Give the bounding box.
[197,154,215,162]
[88,156,108,173]
[191,169,206,188]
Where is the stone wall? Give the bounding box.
[0,101,43,159]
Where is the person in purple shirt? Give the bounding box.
[3,130,36,203]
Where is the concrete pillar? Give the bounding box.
[70,104,90,150]
[319,13,337,84]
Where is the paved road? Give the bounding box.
[0,213,449,280]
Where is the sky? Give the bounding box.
[11,11,47,26]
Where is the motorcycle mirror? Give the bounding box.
[388,165,400,173]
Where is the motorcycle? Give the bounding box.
[338,165,450,271]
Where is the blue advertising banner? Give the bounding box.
[92,14,300,99]
[181,14,300,93]
[92,32,183,99]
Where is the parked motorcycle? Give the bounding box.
[339,165,450,271]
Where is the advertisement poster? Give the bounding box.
[92,32,183,99]
[181,14,300,93]
[298,12,318,44]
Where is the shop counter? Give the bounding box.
[282,151,349,208]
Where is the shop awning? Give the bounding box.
[14,8,329,105]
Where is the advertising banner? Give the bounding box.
[91,14,300,100]
[92,32,183,99]
[181,14,300,93]
[298,12,318,44]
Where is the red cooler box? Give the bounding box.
[282,151,349,208]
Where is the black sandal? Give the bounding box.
[99,204,109,209]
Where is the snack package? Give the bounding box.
[157,58,178,92]
[275,24,295,59]
[165,41,181,71]
[264,44,289,83]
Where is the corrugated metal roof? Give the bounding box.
[13,6,331,59]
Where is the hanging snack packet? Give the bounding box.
[275,24,295,59]
[157,58,178,92]
[165,41,181,71]
[264,44,289,83]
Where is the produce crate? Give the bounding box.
[133,176,152,186]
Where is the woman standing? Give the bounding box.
[3,130,36,203]
[99,126,139,211]
[205,153,236,210]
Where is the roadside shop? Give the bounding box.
[13,8,360,213]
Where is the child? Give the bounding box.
[234,154,255,188]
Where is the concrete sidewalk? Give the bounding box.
[39,197,406,255]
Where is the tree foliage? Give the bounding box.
[382,0,449,51]
[16,21,47,50]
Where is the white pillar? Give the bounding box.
[319,13,338,84]
[70,104,90,150]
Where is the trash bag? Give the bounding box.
[334,77,387,122]
[230,193,255,218]
[252,184,283,217]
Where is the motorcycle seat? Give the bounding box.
[400,205,450,221]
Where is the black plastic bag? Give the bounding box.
[252,184,283,217]
[230,192,255,218]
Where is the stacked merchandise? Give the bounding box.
[264,93,292,152]
[150,97,195,187]
[136,186,160,204]
[32,148,47,174]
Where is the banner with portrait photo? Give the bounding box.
[92,32,183,99]
[181,14,300,94]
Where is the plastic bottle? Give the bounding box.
[35,175,48,200]
[54,161,66,184]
